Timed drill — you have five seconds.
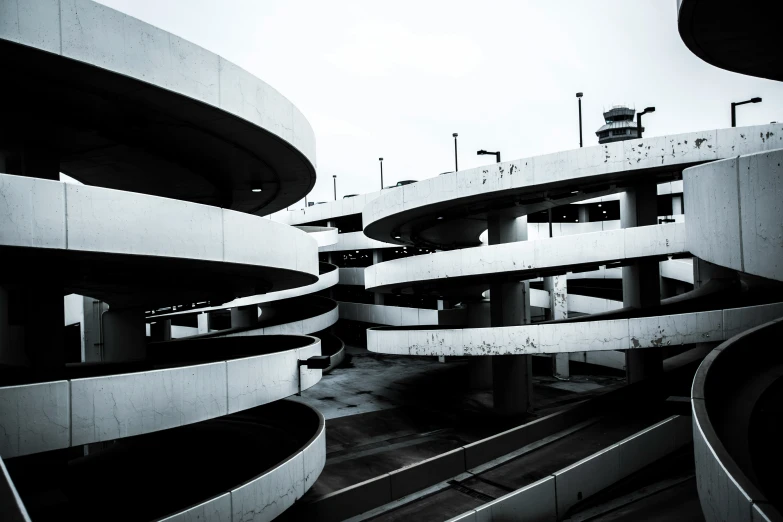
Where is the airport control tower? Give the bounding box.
[595,106,640,144]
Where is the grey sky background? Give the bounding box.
[98,0,783,208]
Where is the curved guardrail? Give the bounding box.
[691,317,783,521]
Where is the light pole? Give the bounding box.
[731,97,762,127]
[636,107,656,139]
[379,157,384,189]
[332,174,337,201]
[576,92,583,147]
[477,149,501,163]
[452,133,459,172]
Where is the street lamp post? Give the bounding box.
[731,97,762,127]
[576,92,583,148]
[453,133,459,172]
[636,107,656,139]
[379,157,384,189]
[477,149,501,163]
[333,175,337,201]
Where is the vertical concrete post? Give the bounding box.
[466,300,492,388]
[230,305,257,328]
[103,307,146,362]
[372,249,385,306]
[544,274,569,379]
[150,319,172,342]
[671,194,683,216]
[577,205,589,223]
[197,312,211,334]
[620,185,662,382]
[488,214,532,415]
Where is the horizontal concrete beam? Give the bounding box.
[0,174,319,277]
[363,125,782,244]
[367,302,783,356]
[0,339,322,458]
[365,223,687,292]
[319,230,397,253]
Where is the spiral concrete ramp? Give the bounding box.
[0,1,328,520]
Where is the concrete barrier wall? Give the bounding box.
[448,415,691,522]
[0,0,315,164]
[691,317,783,522]
[365,223,687,290]
[0,175,319,278]
[159,405,326,522]
[320,230,397,253]
[0,341,322,457]
[685,148,783,283]
[368,302,783,357]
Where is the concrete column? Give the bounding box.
[149,319,172,342]
[372,249,385,306]
[672,195,683,216]
[466,300,492,389]
[620,185,662,382]
[544,275,569,379]
[230,305,257,328]
[103,307,146,362]
[577,205,589,223]
[197,312,211,334]
[488,214,532,415]
[83,297,107,363]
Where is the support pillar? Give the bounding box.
[150,319,172,342]
[373,249,385,305]
[103,307,146,362]
[544,274,569,379]
[488,214,532,415]
[577,205,589,223]
[672,195,683,216]
[620,185,662,382]
[466,300,492,389]
[197,312,211,334]
[230,305,257,328]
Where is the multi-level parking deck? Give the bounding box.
[0,1,327,520]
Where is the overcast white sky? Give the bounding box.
[98,0,783,208]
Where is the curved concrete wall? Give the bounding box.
[320,230,397,253]
[365,223,686,291]
[0,339,322,458]
[338,302,464,327]
[297,226,339,247]
[363,125,781,239]
[0,0,315,167]
[0,174,319,277]
[159,404,326,522]
[219,305,339,337]
[692,318,783,522]
[368,302,783,357]
[274,190,383,226]
[684,148,783,283]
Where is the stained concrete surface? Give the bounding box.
[291,345,623,499]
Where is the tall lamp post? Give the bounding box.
[576,92,583,148]
[379,157,384,189]
[452,133,459,172]
[333,174,337,201]
[731,97,762,127]
[477,149,501,163]
[636,107,656,139]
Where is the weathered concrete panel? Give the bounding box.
[0,381,70,458]
[738,150,783,281]
[231,452,304,522]
[157,493,232,522]
[629,310,723,349]
[0,0,60,53]
[70,362,227,445]
[0,175,65,249]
